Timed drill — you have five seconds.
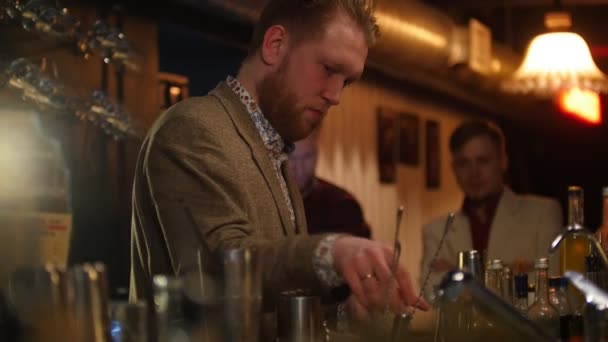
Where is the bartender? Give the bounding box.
[129,0,428,339]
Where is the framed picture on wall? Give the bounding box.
[399,113,420,165]
[377,107,398,184]
[426,120,440,189]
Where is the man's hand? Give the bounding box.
[332,236,429,318]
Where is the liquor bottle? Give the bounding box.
[475,259,507,340]
[597,187,608,252]
[502,265,514,305]
[560,186,592,305]
[595,187,608,293]
[585,251,602,288]
[570,302,584,341]
[549,277,572,342]
[527,258,560,339]
[485,259,504,298]
[567,246,606,342]
[514,274,529,317]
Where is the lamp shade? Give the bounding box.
[502,32,608,96]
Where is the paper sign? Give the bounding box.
[0,211,72,268]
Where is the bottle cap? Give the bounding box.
[603,186,608,197]
[488,259,503,270]
[568,185,583,193]
[534,258,549,269]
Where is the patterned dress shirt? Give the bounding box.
[226,76,343,287]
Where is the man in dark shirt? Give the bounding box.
[289,130,371,238]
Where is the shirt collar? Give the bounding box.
[462,189,504,223]
[226,76,293,156]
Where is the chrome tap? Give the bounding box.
[549,227,608,269]
[563,271,608,342]
[435,270,554,341]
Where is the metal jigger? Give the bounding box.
[277,291,323,342]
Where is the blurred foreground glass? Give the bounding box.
[4,265,65,341]
[109,301,147,342]
[435,270,553,342]
[169,247,262,342]
[457,250,484,281]
[526,258,560,339]
[2,263,111,341]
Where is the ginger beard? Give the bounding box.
[257,52,320,143]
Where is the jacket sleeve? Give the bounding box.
[142,101,329,305]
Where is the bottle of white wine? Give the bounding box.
[596,186,608,253]
[559,186,592,307]
[527,258,560,339]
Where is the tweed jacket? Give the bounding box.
[420,188,563,300]
[129,82,331,327]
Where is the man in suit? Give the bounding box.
[289,129,372,238]
[131,0,427,337]
[419,120,562,301]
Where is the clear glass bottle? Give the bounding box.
[596,187,608,293]
[597,186,608,252]
[585,251,602,287]
[485,259,504,298]
[549,276,572,342]
[502,266,514,305]
[514,274,529,317]
[560,186,592,306]
[468,259,504,339]
[570,304,585,341]
[567,246,605,342]
[527,258,560,339]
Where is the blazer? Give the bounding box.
[419,188,563,300]
[129,82,330,338]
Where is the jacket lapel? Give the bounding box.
[282,162,307,234]
[487,188,519,259]
[209,82,296,236]
[444,212,473,257]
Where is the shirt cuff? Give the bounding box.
[312,234,345,288]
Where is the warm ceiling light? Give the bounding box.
[502,12,608,96]
[557,87,602,124]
